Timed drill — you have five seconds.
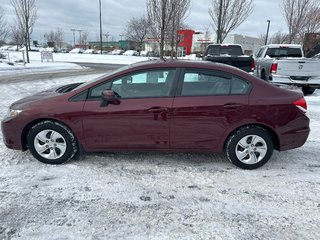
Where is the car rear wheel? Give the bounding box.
[225,126,274,169]
[302,86,316,95]
[27,120,78,164]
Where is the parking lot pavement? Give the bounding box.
[0,76,319,240]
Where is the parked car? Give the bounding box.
[83,49,98,54]
[56,48,69,53]
[254,44,320,95]
[202,44,255,73]
[123,50,138,56]
[19,46,40,52]
[7,45,20,51]
[1,61,309,169]
[110,49,124,55]
[0,46,11,51]
[69,48,84,54]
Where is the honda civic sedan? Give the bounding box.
[1,60,310,169]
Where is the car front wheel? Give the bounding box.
[225,126,274,169]
[27,120,78,164]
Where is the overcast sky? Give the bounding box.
[2,0,288,44]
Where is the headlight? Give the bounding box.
[4,109,23,119]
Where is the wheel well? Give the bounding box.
[224,124,280,151]
[21,118,75,151]
[261,69,266,79]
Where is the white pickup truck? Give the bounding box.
[254,44,320,95]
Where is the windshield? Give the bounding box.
[73,65,130,91]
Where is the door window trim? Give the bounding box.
[175,68,252,97]
[86,67,180,101]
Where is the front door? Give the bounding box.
[82,68,177,150]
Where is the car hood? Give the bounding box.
[10,82,83,110]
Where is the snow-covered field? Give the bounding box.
[1,51,150,66]
[0,61,319,239]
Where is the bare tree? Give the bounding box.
[281,0,320,44]
[11,0,38,63]
[10,25,24,49]
[209,0,254,43]
[147,0,177,59]
[125,16,150,55]
[269,31,289,44]
[55,28,64,49]
[80,31,89,49]
[0,7,10,44]
[44,28,64,48]
[304,7,320,33]
[167,0,191,59]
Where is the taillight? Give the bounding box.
[293,97,307,113]
[251,61,255,72]
[270,63,278,74]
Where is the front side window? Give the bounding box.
[89,69,176,99]
[181,70,250,96]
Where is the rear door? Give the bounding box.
[170,68,251,151]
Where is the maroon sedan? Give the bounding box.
[1,60,309,169]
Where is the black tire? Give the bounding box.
[27,120,78,164]
[225,126,274,170]
[302,86,316,95]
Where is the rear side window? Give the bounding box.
[231,77,250,94]
[180,69,250,96]
[255,47,265,58]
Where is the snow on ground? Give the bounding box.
[1,51,150,66]
[0,71,319,239]
[0,61,84,76]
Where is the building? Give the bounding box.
[223,34,261,55]
[177,30,195,56]
[88,40,137,51]
[145,31,261,57]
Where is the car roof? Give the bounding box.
[128,59,245,75]
[130,59,221,69]
[265,44,302,48]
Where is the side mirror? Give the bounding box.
[101,90,120,107]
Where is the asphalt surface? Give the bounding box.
[0,63,126,84]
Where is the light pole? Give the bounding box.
[71,29,82,48]
[99,0,103,54]
[265,20,271,45]
[217,0,223,43]
[119,34,124,49]
[105,32,110,49]
[71,29,76,47]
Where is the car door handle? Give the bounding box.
[148,107,168,113]
[223,103,243,109]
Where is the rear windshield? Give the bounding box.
[266,48,302,58]
[207,45,243,56]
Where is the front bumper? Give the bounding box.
[1,118,24,150]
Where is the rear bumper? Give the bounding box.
[278,114,310,151]
[271,75,320,88]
